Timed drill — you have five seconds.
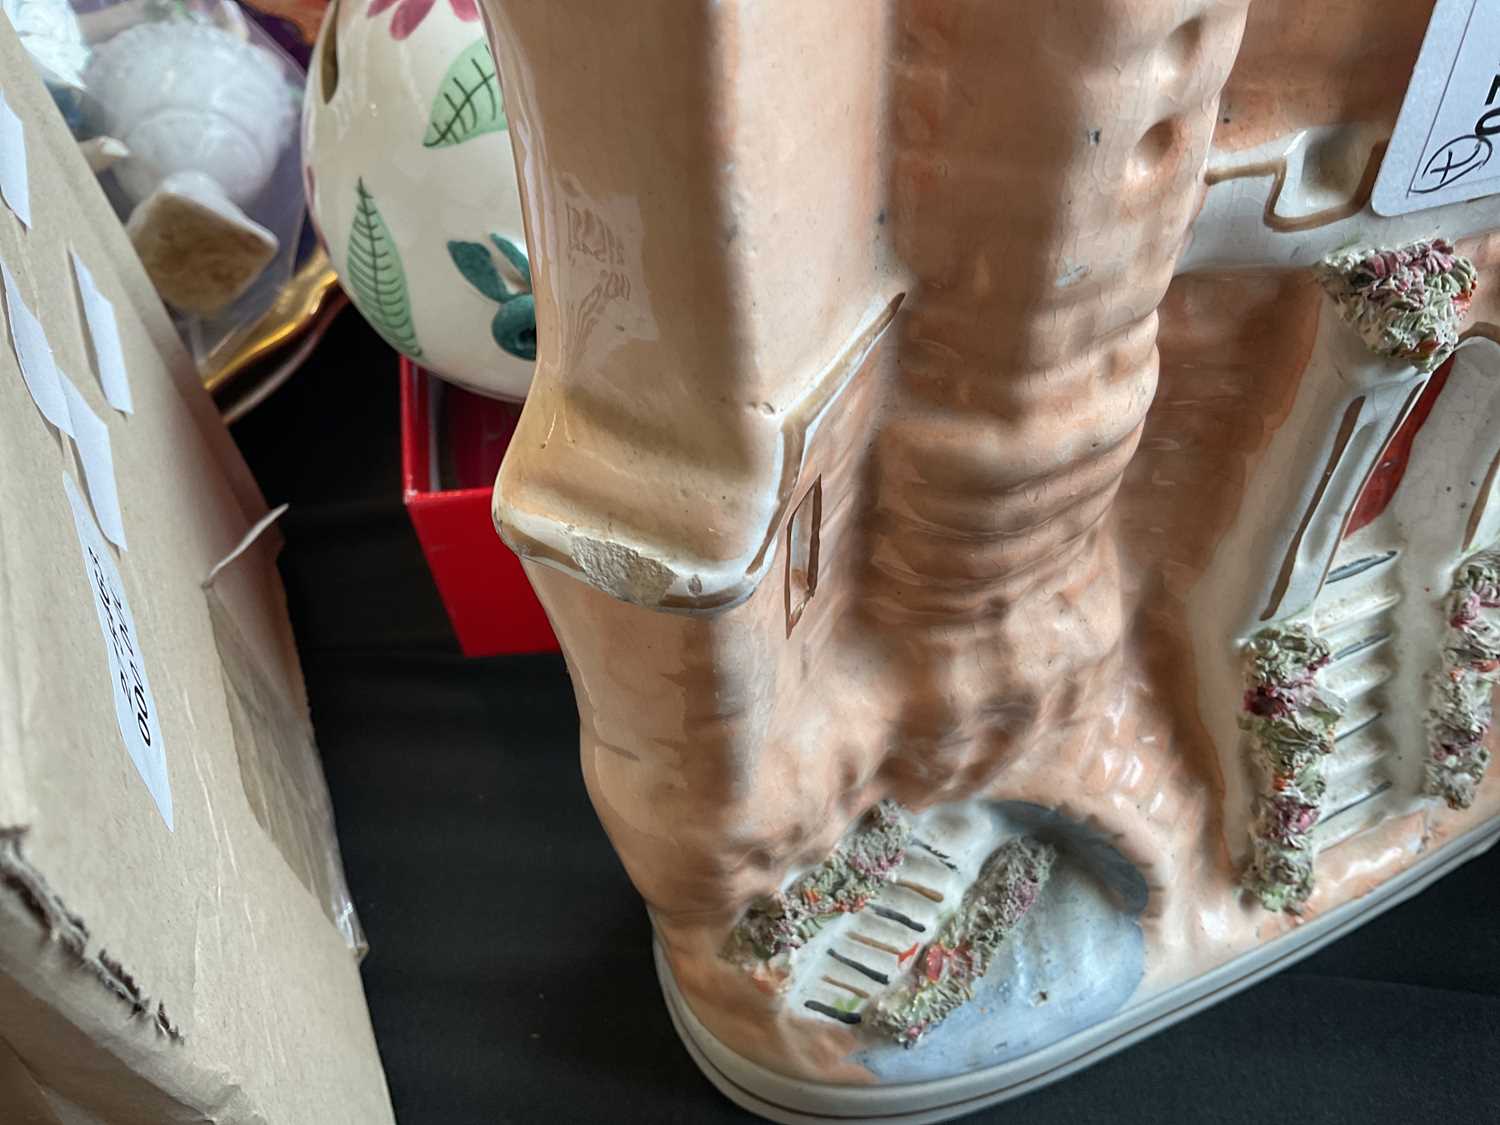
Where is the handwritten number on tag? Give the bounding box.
[88,545,151,746]
[1418,64,1500,192]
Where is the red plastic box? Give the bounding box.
[399,358,558,656]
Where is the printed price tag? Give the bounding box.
[61,472,171,830]
[1375,0,1500,216]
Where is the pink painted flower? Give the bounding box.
[367,0,477,40]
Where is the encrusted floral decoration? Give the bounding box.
[1240,624,1345,913]
[1315,238,1477,372]
[871,837,1053,1048]
[1428,550,1500,810]
[722,801,910,972]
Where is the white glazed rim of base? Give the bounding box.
[655,817,1500,1125]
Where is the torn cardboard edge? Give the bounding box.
[0,501,365,1060]
[0,829,182,1044]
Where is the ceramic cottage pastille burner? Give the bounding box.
[485,2,1500,1120]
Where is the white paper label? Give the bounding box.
[5,256,128,549]
[1374,0,1500,216]
[61,372,127,550]
[2,259,70,435]
[61,472,171,830]
[0,89,30,228]
[70,251,132,414]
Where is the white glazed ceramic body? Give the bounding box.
[302,0,534,400]
[84,21,294,208]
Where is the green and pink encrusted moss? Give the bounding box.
[1428,550,1500,810]
[722,801,911,971]
[871,837,1054,1048]
[1315,238,1477,372]
[1240,624,1346,914]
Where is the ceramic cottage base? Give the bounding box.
[720,801,1138,1068]
[658,817,1500,1124]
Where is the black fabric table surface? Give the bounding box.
[232,317,1500,1124]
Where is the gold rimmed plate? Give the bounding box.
[201,246,349,423]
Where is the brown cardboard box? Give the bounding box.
[0,17,394,1125]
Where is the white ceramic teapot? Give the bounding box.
[301,0,534,400]
[84,15,297,315]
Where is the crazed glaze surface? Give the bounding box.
[483,0,1500,1112]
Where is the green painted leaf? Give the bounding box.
[347,179,421,357]
[447,235,536,360]
[448,240,508,302]
[423,38,506,148]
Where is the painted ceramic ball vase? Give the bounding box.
[302,0,535,399]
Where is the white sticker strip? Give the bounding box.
[2,260,70,435]
[69,251,132,413]
[61,471,171,830]
[1374,0,1500,216]
[203,503,288,588]
[0,90,31,228]
[60,373,126,550]
[4,258,128,548]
